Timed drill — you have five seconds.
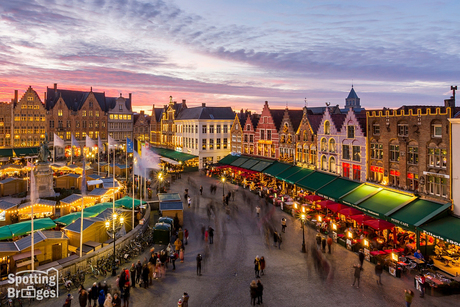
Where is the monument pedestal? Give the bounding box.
[35,162,55,198]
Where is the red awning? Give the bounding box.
[338,207,362,217]
[304,195,324,202]
[363,219,394,230]
[325,202,347,213]
[318,200,336,209]
[350,214,374,225]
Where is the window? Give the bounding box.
[320,138,327,152]
[202,125,207,133]
[353,165,361,181]
[246,125,250,131]
[95,121,99,128]
[407,146,418,164]
[390,144,399,162]
[66,120,71,128]
[83,121,87,128]
[89,101,93,108]
[58,109,63,116]
[389,169,400,186]
[58,120,63,128]
[96,111,99,117]
[397,123,408,136]
[50,121,54,129]
[216,138,221,149]
[370,143,383,160]
[373,124,380,135]
[217,125,221,133]
[342,145,350,160]
[260,130,265,140]
[75,132,80,139]
[370,166,384,182]
[202,139,207,150]
[41,115,45,121]
[82,110,87,117]
[209,139,214,149]
[352,146,360,162]
[428,147,447,168]
[249,135,254,143]
[329,139,336,153]
[324,121,330,135]
[223,125,228,133]
[329,157,336,173]
[119,104,123,111]
[244,134,248,142]
[89,110,93,117]
[407,173,419,191]
[89,121,93,128]
[82,132,86,139]
[347,126,355,138]
[427,176,448,197]
[110,114,113,119]
[66,132,71,140]
[209,125,214,133]
[432,124,442,138]
[321,155,327,170]
[114,114,119,120]
[343,163,350,178]
[223,138,228,149]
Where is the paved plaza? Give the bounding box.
[31,172,458,307]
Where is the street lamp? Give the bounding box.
[105,212,124,276]
[300,213,306,253]
[221,176,226,197]
[158,172,163,193]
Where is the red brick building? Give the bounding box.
[295,107,322,169]
[279,108,303,164]
[254,101,284,159]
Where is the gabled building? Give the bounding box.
[0,101,12,148]
[107,93,133,143]
[279,108,303,164]
[13,87,47,148]
[242,112,260,156]
[254,101,284,159]
[295,107,322,169]
[150,105,164,146]
[230,109,252,155]
[46,84,108,157]
[160,97,187,149]
[133,111,151,145]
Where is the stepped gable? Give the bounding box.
[330,113,347,131]
[269,109,285,131]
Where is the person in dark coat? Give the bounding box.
[97,290,105,307]
[79,288,88,307]
[273,230,278,248]
[352,264,361,288]
[316,233,322,250]
[375,262,383,285]
[208,226,214,244]
[63,294,73,307]
[123,284,130,307]
[358,249,365,269]
[90,283,98,307]
[257,280,264,304]
[321,236,327,252]
[129,264,136,288]
[250,280,258,306]
[118,270,126,297]
[200,186,203,195]
[135,260,142,284]
[327,235,333,254]
[196,254,202,276]
[142,264,149,288]
[112,293,121,307]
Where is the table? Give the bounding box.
[442,255,454,267]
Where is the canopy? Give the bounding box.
[274,166,302,181]
[0,226,13,241]
[296,171,338,192]
[350,214,374,225]
[318,200,336,209]
[13,147,39,157]
[250,160,274,172]
[338,207,362,217]
[263,162,293,177]
[325,202,347,213]
[284,168,314,185]
[115,196,146,209]
[358,190,415,219]
[83,203,122,215]
[0,149,14,158]
[239,159,260,170]
[8,218,56,236]
[420,215,460,246]
[340,185,380,208]
[54,211,95,226]
[230,157,251,167]
[316,178,362,202]
[304,195,324,202]
[218,154,241,165]
[363,219,394,231]
[150,147,197,162]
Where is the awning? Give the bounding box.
[12,250,42,261]
[263,162,293,177]
[150,147,197,162]
[218,154,241,165]
[8,218,56,236]
[115,196,146,209]
[388,199,452,231]
[304,195,324,202]
[316,178,363,202]
[357,190,415,219]
[296,171,338,192]
[420,215,460,246]
[318,200,336,209]
[0,226,13,240]
[250,161,274,172]
[363,219,394,231]
[350,214,374,225]
[239,158,259,170]
[54,211,95,226]
[338,207,362,217]
[340,185,381,208]
[0,149,14,158]
[325,202,347,213]
[274,166,302,181]
[158,193,181,202]
[13,147,39,157]
[161,157,180,165]
[230,157,250,167]
[285,168,314,185]
[83,203,122,215]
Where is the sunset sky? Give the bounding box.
[0,0,459,113]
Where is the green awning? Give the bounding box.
[150,147,197,162]
[0,149,14,158]
[357,190,415,219]
[84,203,122,215]
[240,159,260,170]
[285,168,314,185]
[296,171,338,192]
[54,211,95,226]
[420,216,460,246]
[158,193,181,202]
[263,162,293,177]
[274,166,302,181]
[115,196,146,209]
[388,200,452,231]
[8,218,56,236]
[230,157,250,167]
[250,161,274,172]
[13,147,39,157]
[316,178,363,202]
[340,185,380,208]
[0,225,13,240]
[218,154,240,165]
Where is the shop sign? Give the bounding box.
[370,166,384,173]
[364,248,370,262]
[422,230,460,246]
[333,231,337,243]
[389,266,397,277]
[391,218,409,228]
[346,239,352,250]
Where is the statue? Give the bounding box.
[38,133,50,163]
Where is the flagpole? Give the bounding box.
[98,147,100,176]
[71,145,73,165]
[31,166,34,271]
[126,137,128,183]
[132,159,135,230]
[80,160,85,258]
[108,143,110,178]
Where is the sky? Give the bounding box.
[0,0,459,113]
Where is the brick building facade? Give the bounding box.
[254,101,283,159]
[0,101,12,148]
[279,109,303,164]
[295,107,322,169]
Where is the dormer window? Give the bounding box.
[347,126,355,138]
[119,104,123,111]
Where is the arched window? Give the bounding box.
[324,121,331,135]
[321,155,327,171]
[303,144,309,163]
[310,145,317,165]
[329,138,336,153]
[329,156,336,173]
[321,138,327,152]
[303,131,308,141]
[296,145,302,162]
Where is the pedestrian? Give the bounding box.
[122,284,130,307]
[260,256,265,276]
[90,282,98,307]
[98,289,105,307]
[201,225,205,240]
[118,269,126,297]
[352,264,361,288]
[257,279,264,304]
[148,261,154,284]
[174,237,182,252]
[404,289,414,307]
[79,287,88,307]
[63,294,73,307]
[182,293,190,307]
[250,280,258,306]
[196,253,202,276]
[178,228,184,246]
[327,235,333,254]
[205,229,209,242]
[277,232,282,249]
[102,282,108,295]
[135,260,142,284]
[187,196,191,208]
[281,218,287,232]
[112,293,121,307]
[180,248,184,263]
[254,256,261,278]
[273,230,278,248]
[255,206,260,218]
[200,186,203,195]
[321,236,327,252]
[358,249,365,269]
[103,293,112,307]
[142,264,149,288]
[208,226,214,244]
[170,251,177,270]
[375,262,383,285]
[129,264,136,288]
[316,233,321,251]
[184,228,189,245]
[419,274,426,298]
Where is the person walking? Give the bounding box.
[102,293,112,307]
[178,228,184,246]
[208,226,214,244]
[327,235,333,254]
[170,251,177,270]
[281,218,287,233]
[135,260,142,285]
[79,288,88,307]
[123,284,130,307]
[375,262,383,285]
[187,196,191,208]
[404,289,414,307]
[257,279,264,305]
[200,186,203,195]
[255,206,261,218]
[254,256,261,278]
[97,289,105,307]
[321,236,326,252]
[184,229,189,245]
[250,280,258,306]
[419,274,426,298]
[358,249,365,269]
[260,256,265,276]
[201,225,205,240]
[63,294,73,307]
[196,253,202,276]
[277,232,282,249]
[352,264,361,288]
[112,293,121,307]
[180,248,185,263]
[90,283,98,307]
[273,230,278,248]
[142,264,149,288]
[205,229,209,242]
[148,261,154,284]
[316,233,322,251]
[174,237,182,253]
[182,293,190,307]
[129,264,136,288]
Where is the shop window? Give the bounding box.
[342,144,350,160]
[389,169,400,186]
[390,144,399,162]
[347,126,355,138]
[427,176,448,197]
[324,121,330,135]
[370,143,383,160]
[343,163,350,178]
[407,173,419,191]
[353,165,361,181]
[329,138,336,153]
[250,145,254,154]
[407,146,418,164]
[370,166,384,182]
[352,146,361,162]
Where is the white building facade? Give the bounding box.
[107,94,133,144]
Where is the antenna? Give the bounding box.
[304,98,307,107]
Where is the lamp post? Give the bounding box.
[158,172,163,193]
[105,212,124,276]
[300,213,306,253]
[221,176,226,197]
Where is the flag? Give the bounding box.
[54,133,64,148]
[133,150,146,177]
[71,134,79,147]
[108,135,118,148]
[81,159,87,196]
[98,136,102,152]
[86,135,96,148]
[126,138,134,153]
[30,169,37,205]
[142,145,160,170]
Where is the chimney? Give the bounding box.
[140,110,144,115]
[445,97,455,111]
[129,93,132,101]
[120,93,122,97]
[182,99,186,104]
[44,92,46,103]
[265,101,268,106]
[202,103,206,107]
[54,83,58,98]
[14,90,18,103]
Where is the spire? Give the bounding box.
[345,86,360,109]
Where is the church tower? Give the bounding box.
[345,86,361,109]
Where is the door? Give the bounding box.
[52,244,62,261]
